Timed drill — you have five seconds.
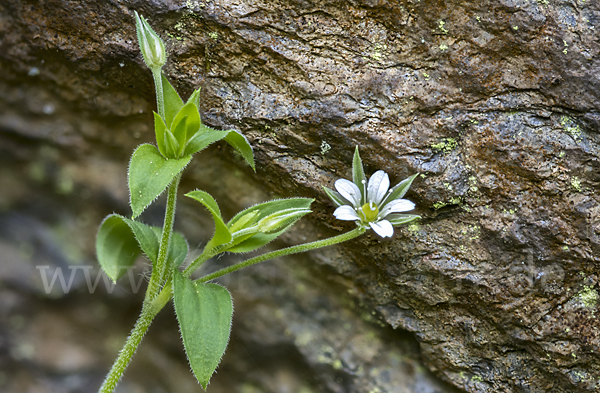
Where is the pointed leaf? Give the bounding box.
[352,146,366,204]
[162,74,184,127]
[186,88,201,109]
[323,186,346,207]
[124,218,161,263]
[96,214,142,282]
[129,144,191,218]
[147,226,189,268]
[381,174,419,206]
[225,129,255,170]
[171,102,201,152]
[153,112,169,158]
[164,129,181,158]
[126,217,189,265]
[186,190,232,251]
[172,115,188,154]
[182,129,229,156]
[173,271,233,389]
[387,213,421,226]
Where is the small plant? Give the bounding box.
[95,13,420,392]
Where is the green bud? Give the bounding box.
[134,11,167,70]
[257,208,311,234]
[228,210,259,233]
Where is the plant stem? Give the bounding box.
[151,68,165,120]
[197,227,365,283]
[181,225,260,277]
[97,302,160,393]
[104,226,365,393]
[145,172,182,303]
[182,248,217,278]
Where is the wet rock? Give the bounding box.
[1,0,600,392]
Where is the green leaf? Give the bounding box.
[352,146,366,204]
[129,144,191,218]
[171,102,201,155]
[381,174,419,206]
[387,213,420,226]
[153,112,169,158]
[182,129,229,157]
[96,214,142,282]
[164,129,181,158]
[225,129,255,171]
[173,271,233,389]
[225,198,313,253]
[98,214,189,277]
[323,186,346,207]
[162,74,184,127]
[185,190,232,251]
[123,218,160,262]
[148,227,189,268]
[186,88,201,109]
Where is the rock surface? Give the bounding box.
[1,0,600,392]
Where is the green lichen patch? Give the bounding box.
[431,138,458,153]
[577,286,598,308]
[561,116,581,139]
[571,176,582,192]
[438,20,448,34]
[433,197,462,210]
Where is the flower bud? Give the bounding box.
[134,11,167,70]
[257,208,311,234]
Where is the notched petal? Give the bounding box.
[334,179,361,206]
[333,205,360,221]
[367,170,390,205]
[381,199,415,217]
[369,220,394,238]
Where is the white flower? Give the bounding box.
[324,147,419,238]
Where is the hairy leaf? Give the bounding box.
[173,271,233,389]
[129,144,191,218]
[186,190,232,251]
[96,214,142,282]
[161,74,184,127]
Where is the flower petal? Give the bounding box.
[369,220,394,238]
[381,199,415,217]
[367,170,389,205]
[334,179,362,207]
[333,205,360,221]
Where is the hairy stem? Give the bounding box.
[97,302,160,393]
[105,226,365,393]
[145,173,182,303]
[151,68,165,120]
[197,227,365,283]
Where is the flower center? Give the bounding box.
[361,202,379,222]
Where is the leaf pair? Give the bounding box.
[97,213,233,389]
[187,190,313,254]
[96,214,188,282]
[171,195,314,389]
[155,74,255,165]
[128,75,256,219]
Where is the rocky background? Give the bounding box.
[1,0,600,392]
